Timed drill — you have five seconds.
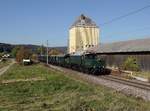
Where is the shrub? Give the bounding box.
[11,46,21,57]
[31,54,38,62]
[122,57,140,71]
[0,52,3,58]
[49,48,62,55]
[16,47,32,63]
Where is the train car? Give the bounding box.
[49,55,56,64]
[64,54,70,67]
[38,53,106,75]
[55,55,65,66]
[69,55,82,69]
[38,55,47,63]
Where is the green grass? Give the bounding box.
[0,64,51,81]
[0,59,11,69]
[0,64,150,111]
[133,72,150,79]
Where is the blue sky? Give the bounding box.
[0,0,150,46]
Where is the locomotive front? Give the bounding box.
[83,54,106,74]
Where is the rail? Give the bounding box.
[100,75,150,91]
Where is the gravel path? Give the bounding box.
[0,78,45,84]
[0,59,15,76]
[49,64,150,101]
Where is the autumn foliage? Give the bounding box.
[49,48,62,55]
[16,47,32,63]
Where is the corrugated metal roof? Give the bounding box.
[87,38,150,53]
[70,14,98,28]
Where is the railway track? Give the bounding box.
[47,63,150,91]
[45,64,150,101]
[100,75,150,91]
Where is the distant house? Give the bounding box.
[2,54,10,58]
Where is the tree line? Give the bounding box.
[11,46,63,63]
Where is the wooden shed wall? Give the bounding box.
[97,53,150,71]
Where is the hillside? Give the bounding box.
[0,43,67,54]
[1,38,150,54]
[0,43,14,52]
[89,38,150,53]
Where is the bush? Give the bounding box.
[0,52,3,58]
[31,54,38,62]
[122,57,140,71]
[16,47,32,63]
[49,48,62,55]
[11,46,21,57]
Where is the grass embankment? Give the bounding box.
[0,64,150,111]
[133,72,150,79]
[0,59,11,69]
[0,64,49,81]
[132,72,150,82]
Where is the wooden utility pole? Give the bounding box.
[46,40,49,65]
[40,44,43,56]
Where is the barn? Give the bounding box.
[88,38,150,71]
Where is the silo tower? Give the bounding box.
[68,14,99,54]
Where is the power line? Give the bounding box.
[100,4,150,26]
[104,26,150,37]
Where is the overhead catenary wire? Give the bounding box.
[100,4,150,26]
[104,26,150,38]
[100,4,150,41]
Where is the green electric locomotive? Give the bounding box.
[68,53,105,74]
[39,53,106,75]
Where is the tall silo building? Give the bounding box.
[68,14,99,54]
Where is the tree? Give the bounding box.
[122,56,140,71]
[0,52,3,58]
[36,45,46,55]
[11,46,20,57]
[0,47,4,53]
[31,54,38,62]
[16,47,32,63]
[49,48,62,55]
